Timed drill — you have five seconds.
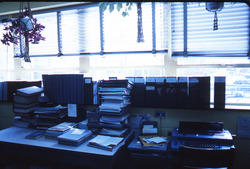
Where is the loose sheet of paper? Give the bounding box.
[68,104,77,117]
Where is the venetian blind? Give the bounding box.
[171,2,249,57]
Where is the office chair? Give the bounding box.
[179,145,235,169]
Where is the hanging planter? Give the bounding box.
[206,2,224,31]
[20,17,33,31]
[1,2,45,62]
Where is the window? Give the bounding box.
[84,2,168,80]
[0,22,14,81]
[61,6,101,55]
[1,2,250,109]
[29,12,58,56]
[173,2,250,108]
[102,3,152,52]
[171,2,249,57]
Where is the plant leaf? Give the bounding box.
[117,2,122,12]
[109,4,114,13]
[122,11,128,17]
[100,2,109,12]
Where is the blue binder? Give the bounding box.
[214,76,225,109]
[166,77,177,108]
[189,77,199,109]
[155,77,166,108]
[131,77,145,107]
[145,77,156,108]
[177,77,188,108]
[84,77,93,105]
[198,77,210,109]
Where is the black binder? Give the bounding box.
[165,77,177,108]
[93,81,100,105]
[189,77,199,109]
[131,77,145,107]
[145,77,156,108]
[84,77,93,105]
[155,77,166,108]
[177,77,188,108]
[214,76,225,109]
[198,77,210,109]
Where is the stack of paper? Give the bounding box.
[99,113,130,129]
[98,79,133,115]
[138,135,168,148]
[88,135,124,151]
[99,128,129,137]
[33,105,68,129]
[58,128,92,146]
[45,122,77,140]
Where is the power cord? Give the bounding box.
[160,114,162,136]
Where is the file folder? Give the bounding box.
[214,76,225,109]
[177,77,188,108]
[189,77,199,109]
[84,77,93,105]
[145,77,156,108]
[165,77,177,108]
[198,77,210,109]
[93,81,100,105]
[131,77,145,107]
[155,77,166,108]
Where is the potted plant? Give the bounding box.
[1,4,45,62]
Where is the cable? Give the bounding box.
[160,114,162,136]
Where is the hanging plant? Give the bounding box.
[99,2,134,17]
[1,3,45,62]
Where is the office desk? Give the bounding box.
[0,126,134,169]
[127,134,173,169]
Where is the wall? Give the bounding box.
[0,102,250,168]
[0,2,84,16]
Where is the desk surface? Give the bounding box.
[0,126,134,169]
[0,126,120,156]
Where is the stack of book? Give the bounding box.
[33,105,68,129]
[45,122,77,140]
[97,79,133,136]
[87,135,124,151]
[58,128,92,146]
[12,86,43,128]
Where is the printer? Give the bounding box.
[171,121,234,151]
